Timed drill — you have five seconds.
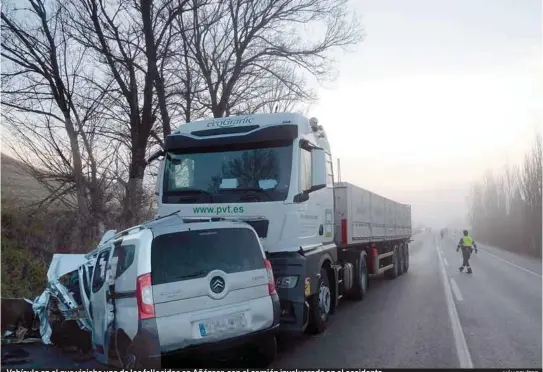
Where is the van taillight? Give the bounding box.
[264,259,277,295]
[136,273,155,320]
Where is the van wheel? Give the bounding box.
[123,341,145,369]
[351,253,368,301]
[307,267,331,334]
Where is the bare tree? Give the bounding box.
[1,0,111,244]
[176,0,362,118]
[469,131,542,258]
[66,0,193,226]
[519,132,542,256]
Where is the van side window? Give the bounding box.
[300,148,312,192]
[92,250,111,293]
[113,244,136,279]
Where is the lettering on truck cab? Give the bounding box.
[191,205,245,215]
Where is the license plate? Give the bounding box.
[198,313,247,337]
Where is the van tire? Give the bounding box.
[306,267,331,334]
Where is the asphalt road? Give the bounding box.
[272,232,542,369]
[4,232,541,369]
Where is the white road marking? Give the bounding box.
[450,277,463,301]
[436,245,473,368]
[478,249,541,278]
[443,257,449,267]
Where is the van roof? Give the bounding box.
[90,213,252,253]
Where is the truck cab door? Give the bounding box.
[89,246,115,365]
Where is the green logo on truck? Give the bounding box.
[192,206,245,215]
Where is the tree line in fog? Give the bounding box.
[469,132,542,258]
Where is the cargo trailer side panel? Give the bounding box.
[349,185,372,243]
[334,182,411,245]
[371,193,386,239]
[406,204,412,236]
[385,199,396,238]
[334,184,349,245]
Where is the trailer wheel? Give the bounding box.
[404,243,410,273]
[307,267,331,334]
[385,246,399,280]
[398,244,405,276]
[351,253,368,301]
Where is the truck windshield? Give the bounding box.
[162,140,293,204]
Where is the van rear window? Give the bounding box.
[151,228,264,285]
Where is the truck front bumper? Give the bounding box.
[268,253,311,334]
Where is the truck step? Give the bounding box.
[369,264,394,278]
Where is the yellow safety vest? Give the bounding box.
[462,236,473,246]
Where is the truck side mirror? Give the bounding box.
[155,159,165,196]
[309,147,326,193]
[147,149,164,164]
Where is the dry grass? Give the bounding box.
[1,153,65,298]
[1,153,51,203]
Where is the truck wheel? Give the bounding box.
[385,246,399,280]
[307,267,331,334]
[351,253,368,301]
[398,244,405,276]
[404,244,410,273]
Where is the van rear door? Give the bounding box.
[150,227,273,352]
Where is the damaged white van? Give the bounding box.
[84,214,280,368]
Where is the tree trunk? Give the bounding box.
[64,115,93,247]
[123,145,147,228]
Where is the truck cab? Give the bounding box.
[151,113,336,333]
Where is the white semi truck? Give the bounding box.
[148,112,412,335]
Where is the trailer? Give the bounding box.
[149,112,412,335]
[334,182,411,280]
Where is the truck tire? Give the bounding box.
[385,246,399,280]
[398,244,405,276]
[307,267,331,334]
[404,243,410,273]
[351,252,368,301]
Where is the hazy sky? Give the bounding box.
[312,0,542,228]
[2,0,541,229]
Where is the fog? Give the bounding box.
[312,0,542,230]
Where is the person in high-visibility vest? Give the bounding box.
[457,229,478,273]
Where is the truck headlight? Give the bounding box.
[275,276,299,289]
